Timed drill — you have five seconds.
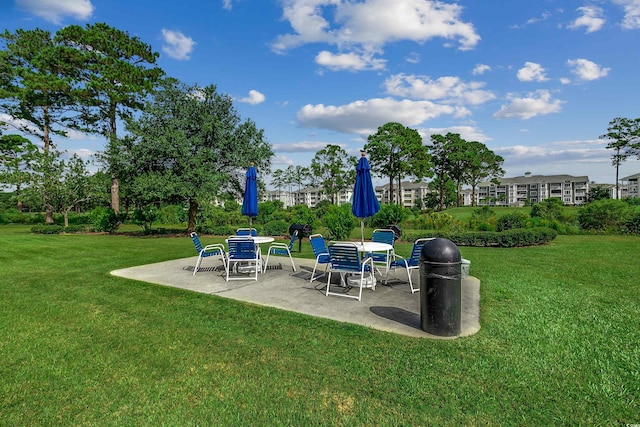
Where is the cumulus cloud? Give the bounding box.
[517,62,549,82]
[297,97,468,135]
[271,0,480,54]
[569,6,606,33]
[472,64,491,75]
[161,29,196,60]
[272,141,345,152]
[238,90,266,105]
[612,0,640,29]
[420,125,491,143]
[221,0,234,10]
[16,0,93,24]
[493,90,564,120]
[383,73,495,106]
[567,58,610,81]
[315,50,386,71]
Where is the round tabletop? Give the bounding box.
[352,241,393,252]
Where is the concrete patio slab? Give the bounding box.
[111,256,480,339]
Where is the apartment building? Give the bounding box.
[621,173,640,199]
[476,172,589,206]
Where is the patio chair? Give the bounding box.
[309,234,330,284]
[370,228,396,281]
[190,232,227,276]
[225,237,261,281]
[236,227,258,236]
[389,238,432,293]
[263,230,297,272]
[326,243,375,301]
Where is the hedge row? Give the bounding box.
[402,227,558,248]
[31,224,89,234]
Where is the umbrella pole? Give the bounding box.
[361,219,365,245]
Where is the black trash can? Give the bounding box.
[419,238,462,337]
[288,224,313,252]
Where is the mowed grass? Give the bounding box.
[1,225,639,425]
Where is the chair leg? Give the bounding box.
[263,251,271,273]
[287,250,296,272]
[408,269,419,293]
[194,254,203,276]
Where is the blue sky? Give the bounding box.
[2,0,640,186]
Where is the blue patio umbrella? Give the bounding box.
[352,151,380,244]
[241,162,259,229]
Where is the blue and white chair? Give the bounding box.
[370,228,396,282]
[309,234,330,284]
[225,237,261,281]
[326,243,375,301]
[263,230,298,272]
[190,232,226,276]
[389,238,432,293]
[236,228,258,236]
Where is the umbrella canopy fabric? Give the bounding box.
[241,164,258,227]
[352,152,380,242]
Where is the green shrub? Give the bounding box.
[89,207,126,234]
[132,206,160,234]
[323,204,358,240]
[195,225,235,236]
[577,199,631,233]
[371,204,407,228]
[263,220,289,236]
[623,208,640,235]
[159,204,187,224]
[403,227,557,247]
[31,224,63,234]
[469,206,497,231]
[496,212,530,231]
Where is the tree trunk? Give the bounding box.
[471,185,477,207]
[187,200,198,232]
[388,176,394,204]
[111,176,120,213]
[64,210,69,228]
[45,204,54,224]
[615,147,620,199]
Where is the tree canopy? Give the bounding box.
[365,122,429,204]
[310,144,356,204]
[118,78,273,232]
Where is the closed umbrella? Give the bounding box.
[241,162,258,230]
[352,151,380,244]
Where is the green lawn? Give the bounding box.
[1,225,639,425]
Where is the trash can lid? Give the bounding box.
[420,237,461,263]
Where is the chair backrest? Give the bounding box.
[372,229,395,246]
[236,228,257,236]
[328,243,362,272]
[310,234,328,257]
[227,237,257,260]
[190,232,203,253]
[407,238,433,266]
[287,230,298,251]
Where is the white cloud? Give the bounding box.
[493,90,564,120]
[420,125,491,143]
[612,0,640,29]
[222,0,234,10]
[238,90,266,105]
[384,73,495,106]
[569,6,606,33]
[315,50,386,71]
[161,29,196,60]
[272,141,344,152]
[405,52,420,64]
[16,0,93,24]
[271,0,480,53]
[567,58,610,80]
[517,62,549,82]
[472,64,491,75]
[297,97,465,135]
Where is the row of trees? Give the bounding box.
[270,123,505,211]
[0,24,273,231]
